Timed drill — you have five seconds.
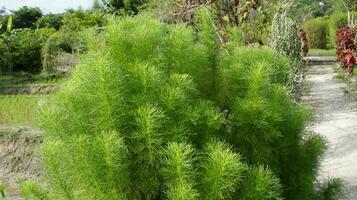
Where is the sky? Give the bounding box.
[0,0,93,13]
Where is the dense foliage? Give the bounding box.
[0,6,42,32]
[303,17,329,49]
[336,26,357,74]
[24,10,332,200]
[284,0,345,21]
[328,12,357,47]
[0,23,54,74]
[270,12,302,64]
[101,0,147,14]
[0,6,106,74]
[270,12,302,95]
[36,14,64,30]
[41,30,83,73]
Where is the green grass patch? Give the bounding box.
[0,95,47,127]
[353,70,357,77]
[0,181,4,198]
[308,49,336,56]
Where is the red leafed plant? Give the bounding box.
[336,26,357,75]
[300,29,309,57]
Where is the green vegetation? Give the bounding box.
[303,17,329,49]
[0,6,104,75]
[308,49,336,56]
[303,12,357,50]
[0,95,44,126]
[0,181,4,198]
[25,11,332,200]
[0,1,349,199]
[270,12,302,65]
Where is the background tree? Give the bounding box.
[92,0,105,11]
[0,16,14,74]
[36,14,64,30]
[101,0,147,14]
[11,6,42,29]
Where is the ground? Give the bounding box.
[0,75,55,199]
[303,58,357,199]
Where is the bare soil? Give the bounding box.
[0,85,57,95]
[0,126,43,200]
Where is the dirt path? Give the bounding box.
[303,62,357,199]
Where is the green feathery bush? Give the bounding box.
[161,143,199,200]
[33,9,328,200]
[200,142,245,200]
[238,166,283,200]
[21,181,50,200]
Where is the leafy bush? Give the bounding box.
[303,17,329,49]
[11,6,42,29]
[1,28,55,74]
[336,26,357,74]
[36,13,64,30]
[102,0,148,14]
[41,31,83,73]
[2,26,55,74]
[329,13,349,32]
[33,12,329,200]
[9,29,42,73]
[61,9,105,31]
[328,12,357,47]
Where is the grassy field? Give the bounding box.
[308,49,336,56]
[0,95,47,127]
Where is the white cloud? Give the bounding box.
[0,0,93,13]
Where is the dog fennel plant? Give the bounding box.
[25,8,330,200]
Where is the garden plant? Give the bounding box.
[17,7,340,200]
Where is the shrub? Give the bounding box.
[270,13,302,79]
[315,178,345,200]
[36,13,64,30]
[11,6,42,29]
[102,0,147,14]
[336,26,357,74]
[7,28,55,73]
[41,31,83,73]
[61,9,105,31]
[329,13,349,33]
[222,45,326,199]
[303,17,329,49]
[9,29,43,73]
[33,12,328,200]
[328,12,357,47]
